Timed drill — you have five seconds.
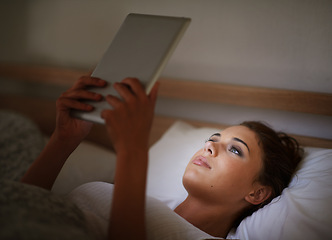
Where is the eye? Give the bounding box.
[229,146,243,156]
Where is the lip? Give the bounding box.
[192,156,211,169]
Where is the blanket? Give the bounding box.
[0,111,93,240]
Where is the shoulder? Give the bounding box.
[68,182,218,240]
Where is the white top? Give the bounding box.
[67,181,221,240]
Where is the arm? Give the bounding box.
[101,78,159,240]
[21,76,106,190]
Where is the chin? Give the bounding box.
[182,168,206,193]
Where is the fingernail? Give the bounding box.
[94,93,101,100]
[99,79,107,85]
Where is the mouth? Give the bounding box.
[192,156,211,169]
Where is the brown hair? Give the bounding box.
[236,121,303,225]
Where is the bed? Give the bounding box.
[0,63,331,240]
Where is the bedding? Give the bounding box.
[56,121,332,239]
[0,111,93,239]
[52,141,117,195]
[0,180,93,240]
[0,110,45,181]
[1,110,331,239]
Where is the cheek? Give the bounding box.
[182,164,248,204]
[211,160,256,194]
[182,152,261,202]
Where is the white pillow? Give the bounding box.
[52,140,117,195]
[147,121,332,239]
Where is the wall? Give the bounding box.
[1,0,331,138]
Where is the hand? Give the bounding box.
[54,76,106,142]
[101,78,159,153]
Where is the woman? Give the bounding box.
[21,76,302,239]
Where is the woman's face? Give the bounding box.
[182,125,263,206]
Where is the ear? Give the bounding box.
[245,184,272,205]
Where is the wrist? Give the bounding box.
[116,146,149,163]
[114,140,149,157]
[114,146,149,181]
[48,132,81,158]
[51,131,82,148]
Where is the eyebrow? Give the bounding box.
[233,137,250,152]
[210,133,221,137]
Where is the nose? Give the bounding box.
[204,140,217,156]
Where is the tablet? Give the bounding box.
[71,13,191,124]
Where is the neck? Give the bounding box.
[174,196,240,238]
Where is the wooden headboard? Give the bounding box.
[0,63,331,148]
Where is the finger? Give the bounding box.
[100,109,112,120]
[71,76,107,90]
[113,81,137,102]
[105,94,123,109]
[121,78,146,99]
[57,97,94,112]
[100,109,116,126]
[61,89,103,101]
